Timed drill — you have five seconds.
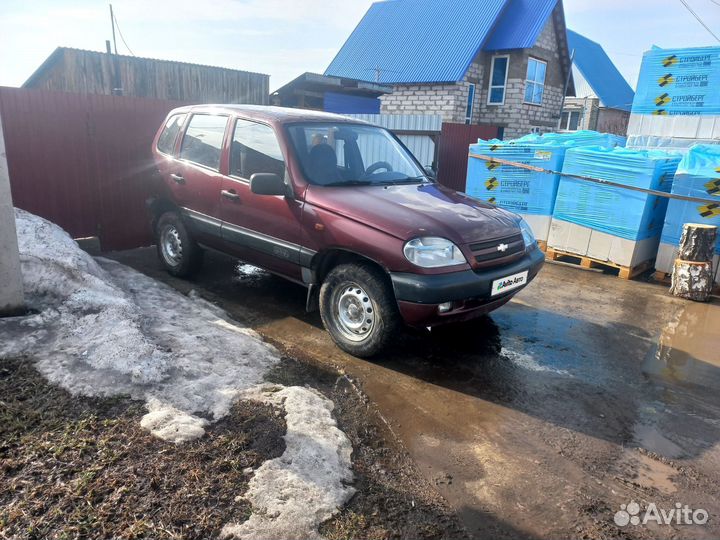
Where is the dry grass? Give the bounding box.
[0,358,285,540]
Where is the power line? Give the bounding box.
[112,11,136,56]
[677,0,720,42]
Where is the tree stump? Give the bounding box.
[670,260,714,301]
[678,223,717,262]
[670,223,717,302]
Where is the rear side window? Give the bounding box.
[156,113,186,155]
[230,119,285,180]
[179,114,228,170]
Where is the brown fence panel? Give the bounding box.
[437,123,500,192]
[0,87,187,251]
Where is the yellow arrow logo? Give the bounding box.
[485,177,499,191]
[662,55,678,67]
[658,74,674,87]
[698,203,720,218]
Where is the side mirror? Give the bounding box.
[250,173,286,196]
[424,166,437,180]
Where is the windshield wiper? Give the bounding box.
[322,180,374,187]
[377,176,430,185]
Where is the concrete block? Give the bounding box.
[0,113,25,316]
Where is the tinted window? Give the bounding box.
[157,114,186,155]
[230,119,285,179]
[179,114,228,170]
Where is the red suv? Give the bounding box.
[149,105,544,357]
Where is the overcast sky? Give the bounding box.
[2,0,720,92]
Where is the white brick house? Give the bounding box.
[325,0,574,140]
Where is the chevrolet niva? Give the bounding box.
[148,105,543,357]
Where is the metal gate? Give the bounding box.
[437,123,500,192]
[0,86,187,251]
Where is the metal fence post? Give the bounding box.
[0,111,25,316]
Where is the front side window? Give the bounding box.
[524,58,547,105]
[488,56,509,105]
[560,110,581,131]
[157,113,186,155]
[179,114,228,170]
[230,119,285,180]
[287,123,426,186]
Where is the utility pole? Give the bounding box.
[109,4,118,54]
[0,111,25,317]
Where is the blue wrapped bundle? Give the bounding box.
[466,130,624,216]
[660,144,720,255]
[554,147,681,241]
[632,46,720,116]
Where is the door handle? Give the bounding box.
[170,173,185,185]
[221,189,240,201]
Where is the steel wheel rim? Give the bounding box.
[161,225,183,266]
[332,282,375,342]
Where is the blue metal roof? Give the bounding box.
[567,30,635,112]
[484,0,558,51]
[325,0,507,84]
[325,0,560,84]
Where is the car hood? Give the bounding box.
[304,182,521,245]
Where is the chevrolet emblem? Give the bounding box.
[497,243,509,252]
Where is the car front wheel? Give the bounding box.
[155,212,203,277]
[319,262,400,357]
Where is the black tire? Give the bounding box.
[155,212,204,277]
[319,262,401,357]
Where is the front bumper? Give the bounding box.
[390,245,544,326]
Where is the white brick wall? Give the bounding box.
[380,10,567,140]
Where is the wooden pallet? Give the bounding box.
[537,239,547,253]
[545,248,654,280]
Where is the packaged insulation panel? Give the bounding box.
[466,131,625,216]
[632,46,720,117]
[554,147,681,241]
[660,144,720,255]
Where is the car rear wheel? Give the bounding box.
[155,212,203,277]
[320,262,400,357]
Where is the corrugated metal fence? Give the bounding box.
[0,86,187,251]
[437,123,500,192]
[345,114,442,168]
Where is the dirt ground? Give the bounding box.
[1,353,465,539]
[107,247,720,540]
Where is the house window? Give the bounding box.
[560,110,581,131]
[488,56,509,105]
[465,83,476,124]
[524,58,547,105]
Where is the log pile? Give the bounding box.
[670,223,717,302]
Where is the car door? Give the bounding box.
[173,113,230,246]
[220,117,306,280]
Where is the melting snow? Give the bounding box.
[0,209,354,536]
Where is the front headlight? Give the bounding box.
[519,219,537,248]
[403,237,467,268]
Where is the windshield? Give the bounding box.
[287,123,428,186]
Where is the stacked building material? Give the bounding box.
[466,131,624,243]
[628,45,720,143]
[549,146,681,269]
[658,144,720,284]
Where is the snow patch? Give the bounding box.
[222,384,355,540]
[1,209,355,536]
[141,399,209,444]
